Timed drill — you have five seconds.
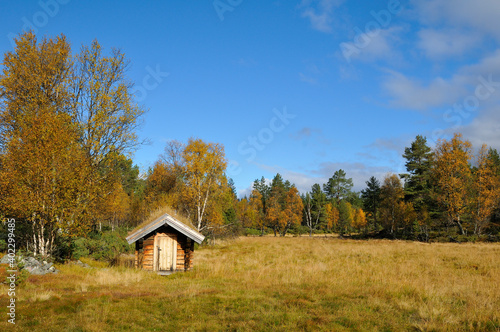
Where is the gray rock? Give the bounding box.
[24,257,42,268]
[30,267,46,275]
[75,260,91,268]
[0,254,12,264]
[16,257,59,275]
[0,254,59,275]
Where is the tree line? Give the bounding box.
[1,32,499,259]
[236,134,500,241]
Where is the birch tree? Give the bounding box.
[324,202,339,231]
[303,184,326,236]
[248,189,265,234]
[470,144,500,235]
[70,39,145,223]
[0,32,144,256]
[182,138,227,232]
[432,133,472,235]
[280,186,303,236]
[379,174,405,235]
[0,33,84,256]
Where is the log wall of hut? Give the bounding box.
[134,225,195,272]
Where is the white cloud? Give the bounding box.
[299,63,322,84]
[289,127,331,145]
[300,0,344,33]
[340,26,403,63]
[412,0,500,41]
[382,49,500,112]
[461,50,500,77]
[383,70,467,111]
[291,127,315,140]
[299,73,318,85]
[461,115,500,150]
[368,137,407,154]
[238,186,252,199]
[436,105,500,151]
[417,29,481,59]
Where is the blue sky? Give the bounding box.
[2,0,500,197]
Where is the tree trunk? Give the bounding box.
[456,217,465,235]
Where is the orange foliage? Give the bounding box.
[432,133,472,235]
[0,32,144,255]
[281,186,304,233]
[248,190,265,230]
[181,138,227,232]
[324,203,339,230]
[470,144,500,235]
[353,208,367,229]
[0,33,86,256]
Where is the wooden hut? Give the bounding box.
[126,213,204,274]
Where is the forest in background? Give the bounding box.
[1,32,500,261]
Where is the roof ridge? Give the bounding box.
[126,213,205,245]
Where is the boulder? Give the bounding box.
[24,257,58,275]
[74,260,91,268]
[0,254,12,264]
[1,255,58,275]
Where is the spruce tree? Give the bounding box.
[400,135,434,211]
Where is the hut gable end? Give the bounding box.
[126,213,204,273]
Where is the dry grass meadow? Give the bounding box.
[0,237,499,331]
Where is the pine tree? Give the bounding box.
[361,176,381,230]
[400,135,434,211]
[253,176,270,214]
[323,169,353,202]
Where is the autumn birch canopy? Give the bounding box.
[181,138,227,232]
[0,33,79,255]
[0,32,144,256]
[470,144,500,235]
[432,133,472,235]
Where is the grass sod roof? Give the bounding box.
[126,207,204,245]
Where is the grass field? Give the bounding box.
[0,237,499,331]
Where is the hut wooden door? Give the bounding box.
[157,234,177,271]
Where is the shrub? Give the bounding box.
[70,228,133,263]
[93,232,132,261]
[244,228,261,236]
[71,237,90,260]
[0,239,7,252]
